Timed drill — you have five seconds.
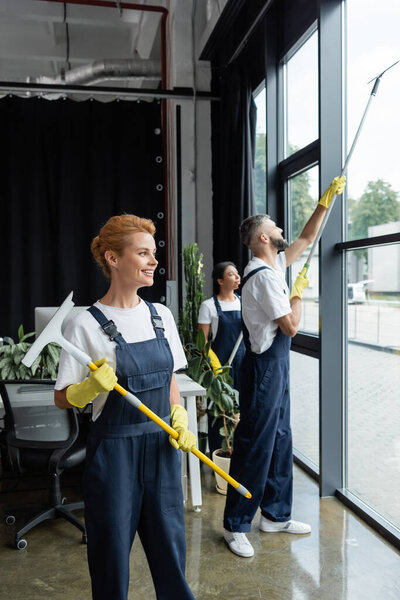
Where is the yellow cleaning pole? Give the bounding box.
[88,362,252,499]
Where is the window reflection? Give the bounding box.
[254,86,266,214]
[285,30,318,157]
[346,244,400,529]
[288,165,319,334]
[346,0,400,239]
[290,351,319,468]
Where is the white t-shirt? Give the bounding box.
[242,254,291,354]
[198,296,241,340]
[55,299,187,421]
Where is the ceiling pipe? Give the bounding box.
[33,59,162,86]
[40,0,171,277]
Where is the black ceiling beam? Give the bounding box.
[0,81,219,101]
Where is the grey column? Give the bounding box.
[319,0,344,496]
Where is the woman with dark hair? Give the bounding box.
[198,261,245,456]
[54,214,195,600]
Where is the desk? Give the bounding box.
[0,383,55,407]
[0,377,207,510]
[175,373,207,512]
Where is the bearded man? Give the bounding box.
[223,176,346,558]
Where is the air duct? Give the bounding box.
[33,59,161,86]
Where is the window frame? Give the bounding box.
[264,0,400,551]
[277,22,321,474]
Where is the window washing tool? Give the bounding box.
[302,58,400,277]
[227,332,243,366]
[228,58,400,363]
[22,292,252,499]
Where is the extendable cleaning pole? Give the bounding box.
[303,58,399,275]
[228,59,399,365]
[22,293,251,499]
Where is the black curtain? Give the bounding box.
[209,0,318,277]
[211,56,257,275]
[1,96,166,338]
[208,0,266,276]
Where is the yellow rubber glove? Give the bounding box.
[169,404,197,453]
[318,176,347,208]
[289,267,310,301]
[207,348,223,374]
[66,358,117,408]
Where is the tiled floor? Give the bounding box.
[1,465,400,599]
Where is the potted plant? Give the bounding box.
[178,243,209,450]
[0,324,60,380]
[185,328,240,494]
[178,242,206,347]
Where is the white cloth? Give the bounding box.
[198,296,241,341]
[55,299,187,421]
[242,255,291,354]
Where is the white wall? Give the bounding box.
[165,0,221,318]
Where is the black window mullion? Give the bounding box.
[279,139,320,180]
[336,233,400,252]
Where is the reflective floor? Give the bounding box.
[1,465,400,599]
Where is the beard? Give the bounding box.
[270,236,289,252]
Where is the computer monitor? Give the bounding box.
[34,306,89,338]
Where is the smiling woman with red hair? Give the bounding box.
[54,214,195,600]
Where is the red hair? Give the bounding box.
[91,214,156,279]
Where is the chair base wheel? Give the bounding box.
[16,538,27,550]
[5,515,16,525]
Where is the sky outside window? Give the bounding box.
[346,0,400,238]
[285,31,318,157]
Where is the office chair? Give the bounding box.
[0,380,86,549]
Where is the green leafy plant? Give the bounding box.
[179,243,206,347]
[0,325,60,380]
[185,329,239,457]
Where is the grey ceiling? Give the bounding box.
[0,0,163,90]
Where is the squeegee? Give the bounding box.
[22,292,251,499]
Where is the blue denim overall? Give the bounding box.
[82,302,194,600]
[208,295,245,455]
[223,266,293,532]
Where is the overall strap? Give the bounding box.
[240,265,271,289]
[213,294,241,314]
[213,295,223,317]
[240,265,271,352]
[143,300,166,340]
[87,305,127,345]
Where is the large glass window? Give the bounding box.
[254,86,267,213]
[346,0,400,241]
[288,165,319,335]
[284,30,318,157]
[346,244,400,529]
[290,351,319,468]
[344,0,400,535]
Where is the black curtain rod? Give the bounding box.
[0,81,220,101]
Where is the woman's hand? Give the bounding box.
[169,404,197,453]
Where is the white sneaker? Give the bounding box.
[224,530,254,557]
[260,516,311,534]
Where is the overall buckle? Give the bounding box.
[101,320,121,341]
[151,315,164,330]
